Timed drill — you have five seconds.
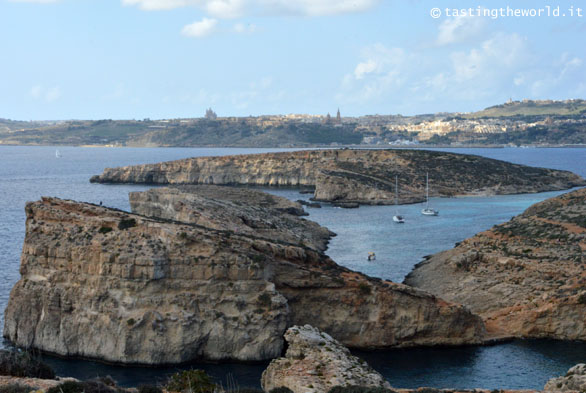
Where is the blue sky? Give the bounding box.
[1,0,584,120]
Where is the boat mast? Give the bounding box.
[426,172,429,209]
[395,175,399,214]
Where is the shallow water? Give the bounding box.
[0,146,584,389]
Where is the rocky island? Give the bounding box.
[405,187,586,340]
[3,186,484,365]
[90,149,585,205]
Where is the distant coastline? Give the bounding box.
[1,99,584,148]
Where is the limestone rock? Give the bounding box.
[261,325,391,393]
[90,149,585,205]
[544,364,586,392]
[4,193,484,365]
[129,186,334,252]
[405,188,586,340]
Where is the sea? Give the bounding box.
[0,145,584,390]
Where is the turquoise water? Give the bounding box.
[0,146,585,389]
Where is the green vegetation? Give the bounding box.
[257,293,272,307]
[118,218,137,230]
[98,226,113,234]
[466,99,586,118]
[358,282,372,295]
[46,380,121,393]
[137,385,163,393]
[0,349,55,379]
[0,385,35,393]
[165,370,217,393]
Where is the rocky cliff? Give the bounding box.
[4,192,484,365]
[261,325,391,393]
[544,364,586,392]
[89,149,585,205]
[405,188,586,340]
[129,186,334,252]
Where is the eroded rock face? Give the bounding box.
[405,188,586,340]
[3,198,288,364]
[90,149,585,205]
[544,364,586,392]
[261,325,391,393]
[4,194,484,365]
[129,186,334,252]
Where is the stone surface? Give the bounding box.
[405,188,586,340]
[89,149,585,205]
[129,186,334,252]
[4,194,484,365]
[261,325,391,393]
[544,364,586,392]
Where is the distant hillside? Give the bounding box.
[1,99,584,147]
[0,118,59,132]
[466,99,586,118]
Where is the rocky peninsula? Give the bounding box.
[405,187,586,340]
[4,187,484,365]
[89,149,585,205]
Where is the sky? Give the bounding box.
[0,0,585,120]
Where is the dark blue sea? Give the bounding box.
[0,146,585,389]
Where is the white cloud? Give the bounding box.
[8,0,60,3]
[338,30,553,110]
[45,87,62,102]
[30,85,62,102]
[340,43,408,102]
[233,22,256,34]
[122,0,379,18]
[437,14,487,46]
[450,33,529,82]
[30,85,43,99]
[354,59,377,79]
[181,17,218,37]
[122,0,193,11]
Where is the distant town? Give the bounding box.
[1,99,585,147]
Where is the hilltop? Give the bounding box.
[465,99,586,118]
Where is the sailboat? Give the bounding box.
[55,149,62,158]
[393,175,405,223]
[421,172,438,216]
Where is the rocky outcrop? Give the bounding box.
[544,364,586,392]
[261,325,391,393]
[89,149,585,205]
[129,186,334,252]
[4,194,484,365]
[0,376,76,393]
[405,188,586,340]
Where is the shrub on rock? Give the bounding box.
[165,370,216,393]
[0,350,55,379]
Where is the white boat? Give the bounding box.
[55,149,62,158]
[421,172,438,216]
[393,175,405,223]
